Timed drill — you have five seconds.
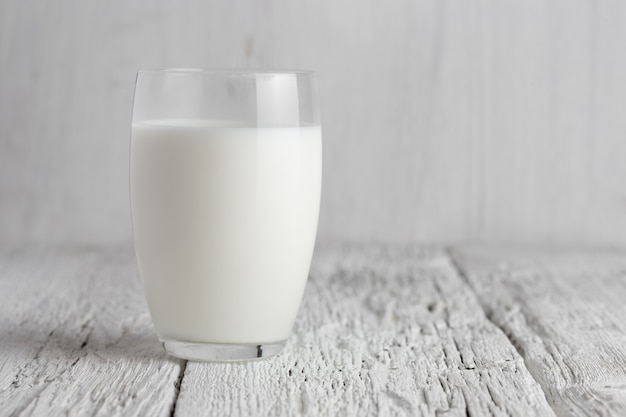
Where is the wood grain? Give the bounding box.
[0,245,557,416]
[2,1,626,246]
[5,244,625,416]
[175,245,553,417]
[452,246,626,417]
[0,246,184,417]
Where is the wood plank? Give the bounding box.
[175,245,555,417]
[452,247,626,417]
[0,246,183,417]
[4,1,626,247]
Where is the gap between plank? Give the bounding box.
[170,360,188,417]
[445,247,557,416]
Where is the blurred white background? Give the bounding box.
[2,0,626,247]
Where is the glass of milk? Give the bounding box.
[130,69,322,361]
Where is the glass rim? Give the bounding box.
[137,68,316,76]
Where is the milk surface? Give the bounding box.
[131,120,322,343]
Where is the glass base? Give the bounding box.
[160,338,286,362]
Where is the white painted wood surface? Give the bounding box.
[3,1,626,246]
[2,244,625,416]
[0,243,615,417]
[0,246,184,417]
[175,245,552,416]
[452,247,626,417]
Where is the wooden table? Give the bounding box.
[2,244,626,416]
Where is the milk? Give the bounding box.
[130,121,322,344]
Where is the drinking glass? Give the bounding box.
[130,69,322,361]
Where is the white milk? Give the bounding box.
[131,120,322,344]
